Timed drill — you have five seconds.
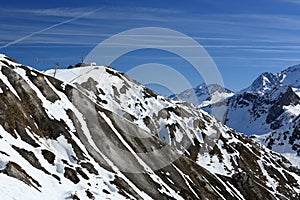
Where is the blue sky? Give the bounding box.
[1,0,300,93]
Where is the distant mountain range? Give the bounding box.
[169,83,234,107]
[171,64,300,166]
[0,54,299,199]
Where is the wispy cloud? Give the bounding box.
[0,8,101,49]
[0,7,95,18]
[0,6,179,22]
[0,6,185,48]
[240,48,300,53]
[2,6,300,49]
[1,4,300,75]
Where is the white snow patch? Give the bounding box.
[257,160,278,191]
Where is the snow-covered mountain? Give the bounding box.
[0,54,299,199]
[243,65,300,95]
[201,64,300,166]
[169,83,234,107]
[224,86,299,134]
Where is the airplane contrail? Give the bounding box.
[0,8,101,49]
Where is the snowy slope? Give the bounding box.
[252,102,300,166]
[0,54,299,199]
[0,55,128,200]
[45,61,300,199]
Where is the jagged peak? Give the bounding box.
[241,64,300,95]
[240,72,279,95]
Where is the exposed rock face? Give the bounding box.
[0,54,299,199]
[218,85,300,135]
[266,87,300,124]
[1,161,41,190]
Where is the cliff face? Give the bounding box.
[0,54,299,199]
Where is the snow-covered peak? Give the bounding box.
[43,65,108,83]
[241,64,300,96]
[169,83,234,106]
[242,72,280,95]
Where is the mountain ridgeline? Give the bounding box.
[0,54,299,199]
[172,64,300,166]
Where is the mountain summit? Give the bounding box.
[243,64,300,95]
